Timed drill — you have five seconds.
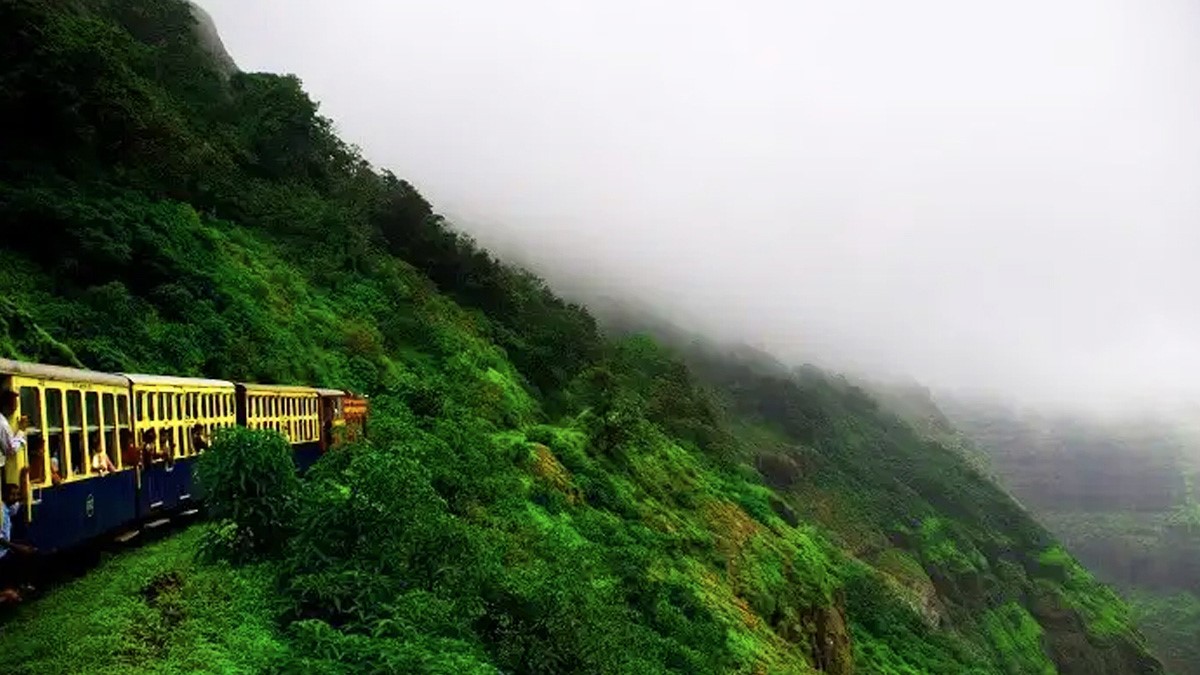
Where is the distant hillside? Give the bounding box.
[0,1,1165,673]
[942,398,1200,673]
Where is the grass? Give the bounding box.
[0,527,287,674]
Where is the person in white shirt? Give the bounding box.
[91,447,116,475]
[0,390,28,490]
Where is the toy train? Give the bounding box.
[0,358,368,553]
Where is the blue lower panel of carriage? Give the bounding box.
[18,471,138,552]
[138,457,197,517]
[294,442,322,473]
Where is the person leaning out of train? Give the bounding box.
[91,447,116,475]
[140,429,158,464]
[0,390,28,473]
[120,429,141,469]
[25,437,61,486]
[190,424,209,453]
[0,483,36,604]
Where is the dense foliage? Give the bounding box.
[0,1,1164,673]
[195,427,300,560]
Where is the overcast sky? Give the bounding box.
[197,0,1200,413]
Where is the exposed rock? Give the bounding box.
[187,2,237,76]
[1031,587,1163,675]
[777,590,854,667]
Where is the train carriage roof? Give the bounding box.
[123,373,236,389]
[315,388,346,397]
[238,382,320,395]
[0,358,128,387]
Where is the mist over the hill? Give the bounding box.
[197,0,1200,414]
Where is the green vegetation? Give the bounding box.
[0,527,288,675]
[1128,590,1200,675]
[195,427,300,560]
[943,399,1200,674]
[0,0,1164,672]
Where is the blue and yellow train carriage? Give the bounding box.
[0,358,135,552]
[124,374,238,514]
[237,383,322,470]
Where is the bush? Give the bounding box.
[194,426,300,561]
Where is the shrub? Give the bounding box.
[194,426,300,561]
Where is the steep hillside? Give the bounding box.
[942,399,1200,674]
[0,1,1164,673]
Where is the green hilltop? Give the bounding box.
[0,1,1165,672]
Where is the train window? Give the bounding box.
[175,394,183,424]
[116,393,131,468]
[103,393,118,468]
[145,392,154,422]
[85,391,102,474]
[85,392,100,432]
[157,393,168,421]
[19,386,42,437]
[66,390,84,478]
[46,388,63,430]
[20,387,46,484]
[47,389,65,482]
[117,394,130,427]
